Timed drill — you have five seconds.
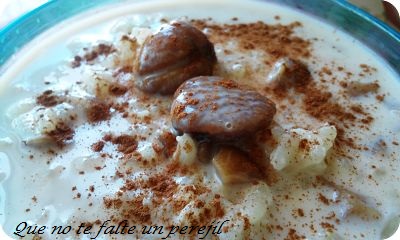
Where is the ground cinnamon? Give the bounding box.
[36,90,61,107]
[46,122,74,147]
[86,100,111,123]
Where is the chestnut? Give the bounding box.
[135,21,217,94]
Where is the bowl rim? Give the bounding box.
[0,0,399,239]
[0,0,399,69]
[1,0,398,39]
[0,0,113,66]
[336,0,400,40]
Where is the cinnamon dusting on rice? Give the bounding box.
[265,59,375,151]
[158,131,178,158]
[108,83,128,96]
[105,134,138,155]
[286,228,305,240]
[91,141,105,152]
[301,83,374,150]
[36,90,62,107]
[191,20,310,62]
[103,158,223,226]
[303,86,356,122]
[86,100,111,123]
[105,173,178,224]
[318,193,330,205]
[103,196,151,224]
[46,122,74,147]
[72,43,116,68]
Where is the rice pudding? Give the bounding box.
[0,0,399,239]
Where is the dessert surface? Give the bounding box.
[0,1,399,239]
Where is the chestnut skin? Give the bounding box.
[170,76,276,140]
[135,21,217,94]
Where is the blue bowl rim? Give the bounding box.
[0,1,54,37]
[0,0,399,69]
[335,0,400,40]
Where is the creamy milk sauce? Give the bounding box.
[0,0,399,239]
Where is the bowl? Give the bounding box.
[0,0,399,239]
[0,0,399,72]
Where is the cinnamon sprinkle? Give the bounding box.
[86,100,111,123]
[158,131,177,158]
[46,122,74,147]
[72,43,116,67]
[112,135,138,155]
[102,134,138,157]
[91,141,105,152]
[36,90,61,107]
[192,20,310,61]
[303,86,356,122]
[108,83,128,96]
[103,196,151,224]
[318,193,330,205]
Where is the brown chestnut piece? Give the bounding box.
[213,146,264,184]
[135,21,217,94]
[267,57,311,89]
[170,76,276,140]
